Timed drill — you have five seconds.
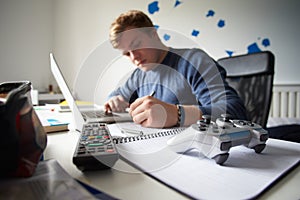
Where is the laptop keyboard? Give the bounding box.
[82,110,114,118]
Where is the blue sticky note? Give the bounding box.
[191,30,200,37]
[217,20,225,28]
[206,10,215,17]
[148,1,159,14]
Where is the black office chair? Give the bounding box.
[217,51,275,128]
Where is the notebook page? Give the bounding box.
[115,136,300,200]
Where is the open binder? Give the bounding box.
[108,123,300,200]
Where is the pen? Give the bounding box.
[128,91,156,111]
[121,128,144,136]
[149,91,156,97]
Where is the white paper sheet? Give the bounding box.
[115,135,300,200]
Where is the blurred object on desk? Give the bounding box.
[34,104,72,133]
[38,93,64,105]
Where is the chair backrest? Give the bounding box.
[217,51,275,128]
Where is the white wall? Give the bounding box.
[52,0,148,103]
[0,0,53,91]
[1,0,299,103]
[52,0,300,104]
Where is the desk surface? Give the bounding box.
[44,125,300,200]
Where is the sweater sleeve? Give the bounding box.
[107,69,140,104]
[178,49,248,120]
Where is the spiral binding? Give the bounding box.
[113,127,185,144]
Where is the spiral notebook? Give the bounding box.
[108,122,185,144]
[107,123,300,200]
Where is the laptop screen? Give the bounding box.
[50,53,85,131]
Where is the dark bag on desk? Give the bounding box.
[0,81,47,177]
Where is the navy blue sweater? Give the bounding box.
[108,48,247,120]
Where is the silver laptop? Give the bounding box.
[50,53,132,131]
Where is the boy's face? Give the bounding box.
[117,28,164,71]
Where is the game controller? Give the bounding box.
[167,115,269,165]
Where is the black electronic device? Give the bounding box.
[73,123,119,171]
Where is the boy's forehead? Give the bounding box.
[118,29,146,49]
[121,29,142,41]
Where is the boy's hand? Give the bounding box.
[104,95,129,113]
[129,95,178,128]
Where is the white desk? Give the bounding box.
[44,125,300,200]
